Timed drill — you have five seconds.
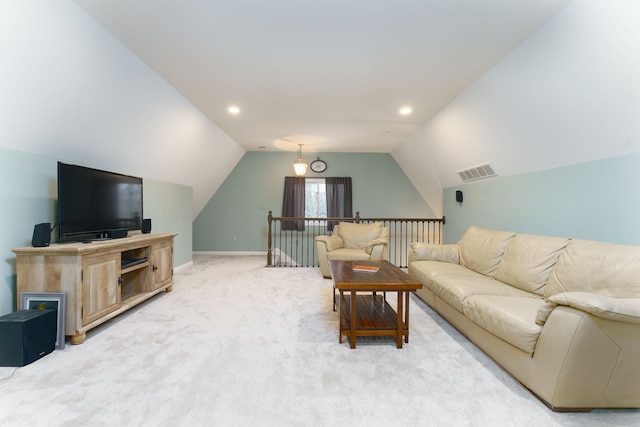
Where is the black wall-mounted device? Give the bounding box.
[455,190,463,203]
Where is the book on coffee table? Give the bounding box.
[352,264,379,273]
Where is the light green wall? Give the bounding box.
[0,147,193,316]
[193,151,434,251]
[143,179,193,268]
[443,153,640,245]
[1,148,57,317]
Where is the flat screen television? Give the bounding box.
[57,162,143,241]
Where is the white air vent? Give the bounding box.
[458,163,497,182]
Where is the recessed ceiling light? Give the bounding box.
[399,106,412,115]
[378,130,390,137]
[228,106,240,114]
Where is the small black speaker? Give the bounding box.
[455,190,463,203]
[0,309,57,367]
[142,218,151,234]
[32,222,51,247]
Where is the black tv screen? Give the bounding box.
[57,162,143,240]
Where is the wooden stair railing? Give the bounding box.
[267,211,445,268]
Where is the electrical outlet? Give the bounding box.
[233,236,236,242]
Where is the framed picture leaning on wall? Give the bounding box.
[20,292,66,350]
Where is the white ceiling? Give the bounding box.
[74,0,573,154]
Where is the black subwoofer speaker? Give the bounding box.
[142,218,151,234]
[0,309,57,367]
[31,222,51,247]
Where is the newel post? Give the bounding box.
[267,210,273,266]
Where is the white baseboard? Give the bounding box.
[192,251,267,256]
[174,261,194,273]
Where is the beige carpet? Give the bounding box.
[1,255,638,426]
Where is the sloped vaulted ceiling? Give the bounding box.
[393,0,640,215]
[70,0,580,216]
[74,0,573,154]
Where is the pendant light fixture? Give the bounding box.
[293,144,308,176]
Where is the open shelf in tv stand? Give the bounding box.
[13,233,177,345]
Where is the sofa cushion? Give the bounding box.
[326,248,371,261]
[409,260,466,290]
[410,260,534,312]
[494,234,569,296]
[337,222,382,250]
[545,239,640,298]
[458,226,515,277]
[463,295,544,354]
[410,243,459,264]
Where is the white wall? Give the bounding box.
[394,0,640,216]
[0,0,245,218]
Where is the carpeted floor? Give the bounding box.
[1,255,639,426]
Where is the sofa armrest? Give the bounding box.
[409,243,459,264]
[365,237,388,255]
[315,235,344,252]
[315,235,344,279]
[538,292,640,325]
[368,243,386,260]
[529,303,640,408]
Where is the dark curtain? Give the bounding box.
[281,176,306,231]
[326,177,352,231]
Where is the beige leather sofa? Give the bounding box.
[315,222,389,278]
[408,225,640,411]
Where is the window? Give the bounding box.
[281,176,352,231]
[305,179,327,219]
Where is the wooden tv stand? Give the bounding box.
[12,233,177,344]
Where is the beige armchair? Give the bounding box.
[315,222,390,278]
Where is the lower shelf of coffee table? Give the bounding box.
[340,294,405,338]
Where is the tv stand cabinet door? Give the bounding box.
[151,241,173,291]
[82,253,121,325]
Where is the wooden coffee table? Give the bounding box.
[329,260,422,349]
